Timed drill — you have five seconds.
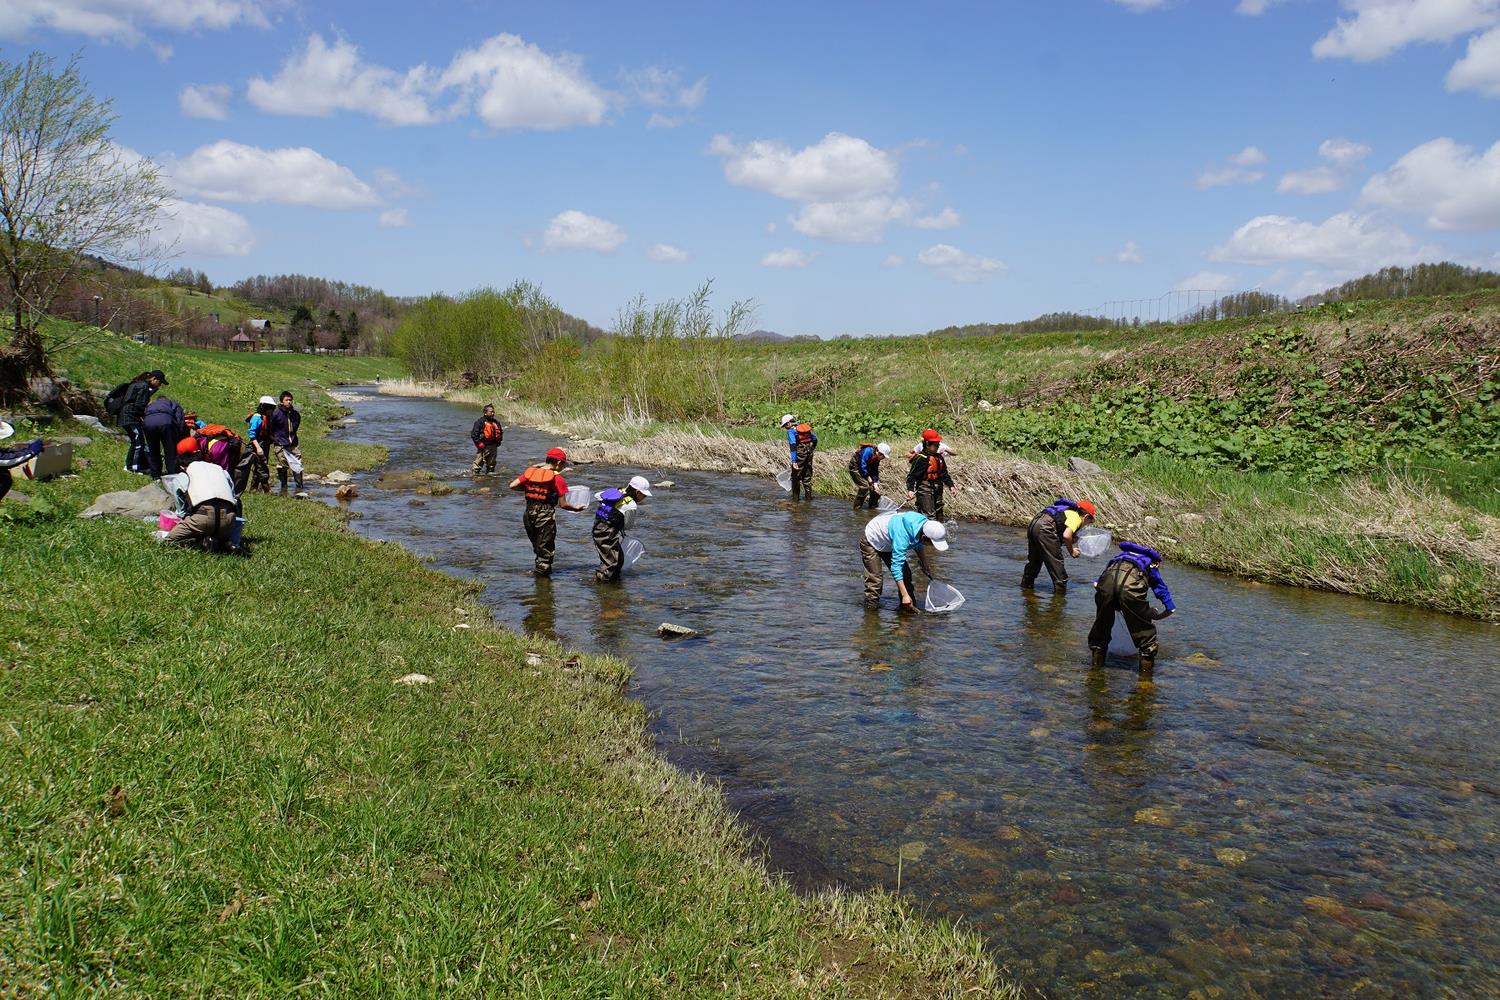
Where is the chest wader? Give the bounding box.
[792,441,815,499]
[914,480,945,521]
[524,502,558,575]
[592,517,624,582]
[1022,512,1068,589]
[1088,560,1159,674]
[847,453,878,510]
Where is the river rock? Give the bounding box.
[28,377,63,405]
[1134,806,1174,827]
[325,470,353,484]
[898,840,927,861]
[657,622,699,638]
[1067,456,1104,476]
[1143,515,1161,530]
[6,490,28,503]
[738,466,755,474]
[50,435,92,446]
[394,673,433,686]
[1214,847,1249,866]
[79,481,170,519]
[376,469,435,490]
[654,480,674,488]
[335,484,359,501]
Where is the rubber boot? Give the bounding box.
[1138,652,1155,677]
[278,467,288,493]
[294,471,304,491]
[1090,647,1106,670]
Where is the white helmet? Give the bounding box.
[921,520,950,550]
[628,474,653,497]
[258,395,276,406]
[876,442,891,457]
[0,420,13,441]
[780,413,796,427]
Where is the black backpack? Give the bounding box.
[103,382,131,417]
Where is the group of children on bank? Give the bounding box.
[782,412,1176,675]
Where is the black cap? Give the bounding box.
[149,369,168,384]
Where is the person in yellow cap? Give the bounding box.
[508,447,585,575]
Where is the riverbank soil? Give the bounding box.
[0,338,1016,997]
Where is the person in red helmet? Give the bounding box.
[1022,497,1097,592]
[906,429,956,520]
[508,447,584,575]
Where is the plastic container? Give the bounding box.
[922,580,966,613]
[1077,526,1113,559]
[158,512,179,532]
[622,538,645,571]
[564,485,591,509]
[775,469,792,492]
[285,451,304,474]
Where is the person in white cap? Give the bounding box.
[592,474,653,582]
[779,414,818,501]
[162,460,242,554]
[847,441,892,510]
[860,510,948,609]
[244,396,277,493]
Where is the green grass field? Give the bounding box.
[1,341,1015,998]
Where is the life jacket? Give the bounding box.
[595,487,625,522]
[849,443,880,473]
[923,453,947,483]
[481,419,503,444]
[195,423,238,441]
[521,465,559,504]
[794,423,814,446]
[1044,497,1083,530]
[1107,541,1163,576]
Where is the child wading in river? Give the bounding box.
[592,475,652,582]
[1088,541,1176,675]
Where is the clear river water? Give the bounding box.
[328,387,1498,999]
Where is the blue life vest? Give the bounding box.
[1045,497,1083,531]
[595,487,626,522]
[1108,540,1163,574]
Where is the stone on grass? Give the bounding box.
[394,673,433,686]
[657,622,699,639]
[76,415,121,435]
[51,435,92,446]
[79,481,170,519]
[738,466,755,475]
[1067,456,1104,476]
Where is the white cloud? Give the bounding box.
[378,208,410,229]
[1173,270,1236,292]
[647,112,683,129]
[625,66,707,109]
[916,243,1007,282]
[789,197,912,243]
[1197,146,1268,188]
[442,33,609,130]
[1236,0,1289,13]
[1362,137,1500,230]
[1116,240,1145,263]
[543,210,626,252]
[151,198,255,256]
[912,207,961,230]
[165,140,382,209]
[761,248,815,268]
[178,83,230,119]
[248,34,438,126]
[882,254,903,268]
[647,243,689,262]
[1312,0,1500,62]
[371,167,426,200]
[1447,24,1500,95]
[1208,211,1427,267]
[1110,0,1169,10]
[0,0,270,46]
[1278,137,1372,193]
[708,132,898,203]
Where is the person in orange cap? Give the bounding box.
[508,447,585,575]
[1022,497,1097,592]
[906,429,956,520]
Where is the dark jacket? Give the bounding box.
[269,405,300,447]
[119,381,156,425]
[906,452,953,492]
[143,396,185,429]
[470,415,503,446]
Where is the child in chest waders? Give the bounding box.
[780,414,817,501]
[592,475,652,582]
[1088,541,1176,675]
[906,429,955,520]
[508,448,585,575]
[470,404,504,476]
[1022,497,1096,592]
[848,442,891,510]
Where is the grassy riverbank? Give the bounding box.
[384,290,1500,621]
[1,339,1017,997]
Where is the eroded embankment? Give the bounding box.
[378,380,1500,621]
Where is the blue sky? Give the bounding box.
[5,0,1499,335]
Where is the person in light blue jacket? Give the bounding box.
[860,510,949,608]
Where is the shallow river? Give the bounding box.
[329,388,1498,999]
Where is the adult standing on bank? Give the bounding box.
[118,370,165,474]
[1088,541,1175,675]
[269,390,303,494]
[470,403,504,476]
[860,509,949,609]
[1022,497,1096,592]
[592,475,652,582]
[847,441,891,510]
[508,447,585,576]
[780,414,818,501]
[906,429,956,520]
[141,391,186,478]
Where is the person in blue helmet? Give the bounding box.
[1089,540,1176,675]
[592,475,652,582]
[847,441,891,510]
[860,509,949,609]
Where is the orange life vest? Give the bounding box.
[521,465,559,504]
[924,453,947,483]
[197,423,239,441]
[795,423,814,445]
[481,419,503,443]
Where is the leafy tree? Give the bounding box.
[290,304,315,352]
[195,270,212,294]
[0,52,171,391]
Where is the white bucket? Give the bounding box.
[564,485,591,509]
[1077,527,1113,559]
[623,538,645,571]
[775,469,792,492]
[922,580,966,613]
